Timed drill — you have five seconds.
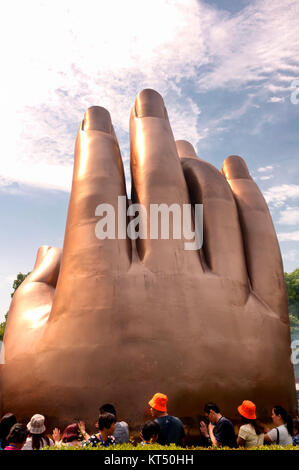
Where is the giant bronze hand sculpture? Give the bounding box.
[0,89,296,428]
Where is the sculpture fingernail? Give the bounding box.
[135,89,166,119]
[222,155,251,179]
[83,106,112,134]
[176,140,198,160]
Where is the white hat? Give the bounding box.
[27,414,46,434]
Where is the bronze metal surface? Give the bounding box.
[0,90,296,429]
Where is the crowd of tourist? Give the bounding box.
[0,393,298,450]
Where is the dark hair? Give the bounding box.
[99,403,117,418]
[62,423,80,443]
[0,413,17,448]
[30,432,50,450]
[273,406,293,436]
[6,423,28,445]
[204,403,220,414]
[240,415,264,435]
[98,413,116,431]
[141,420,160,441]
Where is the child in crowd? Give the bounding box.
[4,423,28,450]
[81,413,116,447]
[141,420,160,445]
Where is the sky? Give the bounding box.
[0,0,299,321]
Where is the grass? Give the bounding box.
[42,443,299,450]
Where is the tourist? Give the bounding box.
[140,420,160,445]
[0,413,17,450]
[292,419,299,446]
[4,423,28,450]
[99,403,129,444]
[148,393,185,446]
[22,414,54,450]
[264,406,293,446]
[200,402,236,448]
[53,423,83,448]
[236,400,264,447]
[82,413,116,447]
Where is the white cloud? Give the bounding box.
[258,165,273,173]
[260,175,273,180]
[279,208,299,225]
[268,97,285,103]
[197,0,299,92]
[282,249,298,262]
[276,73,299,83]
[263,184,299,206]
[278,231,299,242]
[0,0,298,192]
[1,0,213,191]
[267,84,292,94]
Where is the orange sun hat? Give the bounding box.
[237,400,257,420]
[148,393,168,412]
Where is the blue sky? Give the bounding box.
[0,0,299,320]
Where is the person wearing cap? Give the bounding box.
[148,393,185,446]
[200,402,236,448]
[237,400,264,448]
[22,414,54,450]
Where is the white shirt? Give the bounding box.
[22,436,54,450]
[267,424,292,446]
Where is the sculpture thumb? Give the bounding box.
[3,246,61,362]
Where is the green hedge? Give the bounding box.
[43,443,299,451]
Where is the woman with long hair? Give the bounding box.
[22,414,54,450]
[0,413,17,450]
[264,405,293,446]
[236,400,264,448]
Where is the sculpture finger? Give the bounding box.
[30,245,61,287]
[222,155,288,319]
[177,141,248,285]
[3,246,61,362]
[49,106,131,322]
[130,89,201,273]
